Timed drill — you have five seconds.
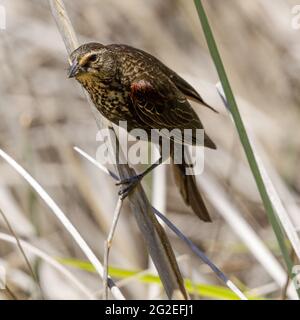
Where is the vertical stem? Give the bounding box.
[103,198,123,299]
[193,0,297,293]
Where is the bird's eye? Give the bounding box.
[88,54,98,63]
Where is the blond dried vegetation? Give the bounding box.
[0,0,299,299]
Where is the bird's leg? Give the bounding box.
[116,156,163,199]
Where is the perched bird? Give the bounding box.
[68,42,217,222]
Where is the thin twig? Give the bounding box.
[194,0,296,296]
[103,197,123,300]
[0,148,124,300]
[0,232,94,299]
[49,0,187,300]
[4,285,18,300]
[152,208,247,300]
[73,146,248,300]
[148,147,167,298]
[216,83,298,299]
[0,208,42,295]
[282,249,296,300]
[217,82,300,263]
[199,172,297,299]
[97,255,187,298]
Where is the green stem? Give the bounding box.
[193,0,298,296]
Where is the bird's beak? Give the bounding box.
[68,60,79,78]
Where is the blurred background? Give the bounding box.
[0,0,300,299]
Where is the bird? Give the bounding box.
[68,42,217,222]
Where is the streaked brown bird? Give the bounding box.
[68,42,217,222]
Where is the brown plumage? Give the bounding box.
[68,42,217,222]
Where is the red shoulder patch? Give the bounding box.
[131,80,153,95]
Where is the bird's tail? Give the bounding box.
[170,145,212,222]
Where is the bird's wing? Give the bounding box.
[167,72,218,113]
[112,44,218,113]
[130,76,215,148]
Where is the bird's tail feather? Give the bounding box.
[171,145,212,222]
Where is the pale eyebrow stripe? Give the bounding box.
[79,52,97,66]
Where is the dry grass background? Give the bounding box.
[0,0,300,299]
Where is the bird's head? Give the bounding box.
[68,42,116,83]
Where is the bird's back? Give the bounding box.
[107,44,214,111]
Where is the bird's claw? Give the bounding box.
[116,174,142,199]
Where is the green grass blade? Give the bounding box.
[58,257,260,300]
[193,0,298,296]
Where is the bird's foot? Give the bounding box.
[116,174,143,200]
